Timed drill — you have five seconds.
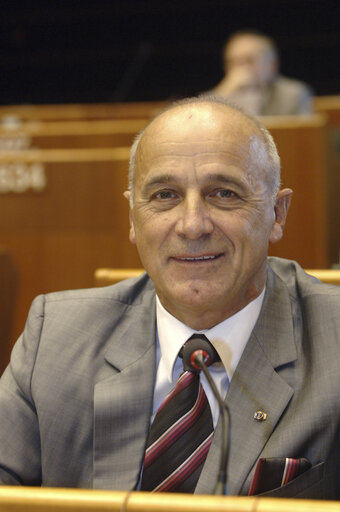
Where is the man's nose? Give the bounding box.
[174,195,214,240]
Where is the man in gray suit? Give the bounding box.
[209,30,313,116]
[0,97,339,498]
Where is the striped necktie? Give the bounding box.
[141,335,214,493]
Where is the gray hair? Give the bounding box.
[128,96,280,206]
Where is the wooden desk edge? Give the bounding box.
[0,147,131,162]
[0,487,338,512]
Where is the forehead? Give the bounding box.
[225,36,267,60]
[135,104,262,177]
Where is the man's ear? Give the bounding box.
[269,188,293,244]
[123,190,136,245]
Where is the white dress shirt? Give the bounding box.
[153,289,265,428]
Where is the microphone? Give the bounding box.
[181,335,230,495]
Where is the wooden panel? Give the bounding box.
[0,151,141,350]
[314,95,340,125]
[0,248,18,373]
[3,233,141,343]
[314,95,340,266]
[263,115,329,269]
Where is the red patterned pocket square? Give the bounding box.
[248,457,312,496]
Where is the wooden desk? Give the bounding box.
[0,101,168,122]
[0,487,339,512]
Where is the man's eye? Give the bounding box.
[206,188,240,207]
[214,189,236,198]
[154,190,177,200]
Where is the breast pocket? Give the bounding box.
[258,462,325,498]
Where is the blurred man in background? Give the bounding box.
[209,30,313,116]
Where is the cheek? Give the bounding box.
[131,207,157,242]
[133,211,174,250]
[221,208,273,245]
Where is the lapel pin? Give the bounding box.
[254,411,267,421]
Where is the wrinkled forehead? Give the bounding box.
[136,104,263,169]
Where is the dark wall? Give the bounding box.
[0,0,339,105]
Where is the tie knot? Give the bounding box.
[180,334,220,373]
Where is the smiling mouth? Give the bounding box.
[174,253,224,262]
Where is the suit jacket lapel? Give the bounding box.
[196,265,298,495]
[93,281,157,490]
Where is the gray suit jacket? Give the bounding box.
[261,75,313,116]
[0,257,339,498]
[212,75,313,116]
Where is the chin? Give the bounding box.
[173,283,223,308]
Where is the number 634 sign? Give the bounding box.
[0,163,46,194]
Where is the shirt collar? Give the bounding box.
[156,288,265,383]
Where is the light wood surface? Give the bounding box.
[0,119,149,150]
[305,269,340,285]
[0,101,168,121]
[0,119,149,136]
[0,487,338,512]
[0,146,130,162]
[95,268,144,286]
[94,268,340,287]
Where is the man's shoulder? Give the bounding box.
[274,75,311,94]
[40,272,155,309]
[20,272,156,353]
[268,256,340,300]
[264,76,313,115]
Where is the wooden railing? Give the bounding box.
[0,487,338,512]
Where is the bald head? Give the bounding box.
[128,97,280,204]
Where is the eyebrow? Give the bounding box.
[143,174,172,188]
[142,172,246,192]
